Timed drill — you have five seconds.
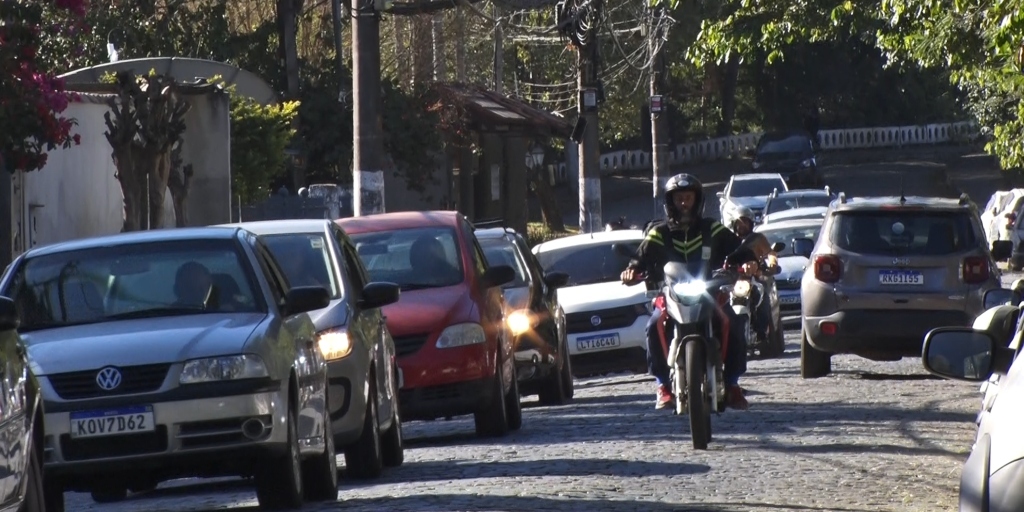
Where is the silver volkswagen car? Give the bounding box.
[0,227,339,510]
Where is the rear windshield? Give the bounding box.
[730,178,786,198]
[829,211,977,256]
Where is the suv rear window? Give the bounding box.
[830,211,977,256]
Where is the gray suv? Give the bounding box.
[795,193,1002,378]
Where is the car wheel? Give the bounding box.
[301,387,338,502]
[344,380,383,479]
[504,362,523,431]
[473,356,509,438]
[800,329,832,379]
[538,335,570,405]
[381,371,405,468]
[254,402,304,510]
[90,487,127,504]
[43,479,64,512]
[19,430,44,512]
[771,322,786,356]
[560,342,575,400]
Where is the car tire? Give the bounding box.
[560,343,575,400]
[301,387,338,502]
[254,403,304,510]
[381,372,405,468]
[770,322,786,356]
[800,329,831,379]
[90,487,127,504]
[344,380,383,479]
[505,363,523,431]
[43,479,64,512]
[474,357,509,438]
[20,431,45,512]
[538,345,570,405]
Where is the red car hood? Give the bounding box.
[383,285,475,337]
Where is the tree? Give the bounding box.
[230,94,300,204]
[0,0,86,172]
[104,71,191,232]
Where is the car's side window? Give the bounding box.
[461,220,488,276]
[341,242,368,299]
[253,242,288,307]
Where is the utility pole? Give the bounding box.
[648,7,668,218]
[493,5,503,94]
[577,40,602,233]
[352,0,385,215]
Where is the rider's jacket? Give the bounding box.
[629,217,742,284]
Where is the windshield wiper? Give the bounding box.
[104,307,210,320]
[19,319,102,332]
[400,283,441,291]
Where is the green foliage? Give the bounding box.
[230,96,300,204]
[526,222,579,248]
[380,79,444,192]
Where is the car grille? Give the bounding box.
[776,278,802,290]
[47,364,171,400]
[60,426,168,461]
[393,333,430,358]
[566,305,640,334]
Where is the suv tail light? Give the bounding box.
[962,256,989,284]
[813,255,842,283]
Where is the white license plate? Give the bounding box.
[70,406,155,439]
[576,334,621,352]
[780,296,800,304]
[879,270,924,285]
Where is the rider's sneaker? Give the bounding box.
[726,385,749,410]
[655,385,674,410]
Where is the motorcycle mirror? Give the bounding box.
[770,242,785,253]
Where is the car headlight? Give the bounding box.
[318,330,353,361]
[671,280,706,298]
[506,310,535,336]
[733,280,751,298]
[180,354,269,384]
[435,322,487,349]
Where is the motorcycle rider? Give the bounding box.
[730,206,776,344]
[621,173,752,411]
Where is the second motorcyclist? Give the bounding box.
[729,206,778,346]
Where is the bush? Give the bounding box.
[526,222,579,248]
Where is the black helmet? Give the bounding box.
[663,173,704,223]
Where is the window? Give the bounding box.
[5,239,263,332]
[341,242,368,296]
[765,195,833,216]
[480,239,529,288]
[261,233,341,299]
[350,226,465,291]
[535,241,638,287]
[756,224,824,256]
[830,211,976,256]
[730,179,786,198]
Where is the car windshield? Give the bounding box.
[756,224,823,256]
[480,239,529,288]
[730,178,785,198]
[350,227,464,291]
[757,135,812,156]
[830,211,976,256]
[261,234,341,299]
[765,195,833,216]
[536,241,638,287]
[4,239,263,332]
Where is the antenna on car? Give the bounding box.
[899,174,907,204]
[770,188,778,198]
[824,185,830,195]
[959,193,971,206]
[838,192,847,204]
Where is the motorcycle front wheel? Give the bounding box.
[685,338,711,450]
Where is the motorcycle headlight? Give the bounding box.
[506,310,534,336]
[733,280,751,298]
[180,354,269,384]
[318,330,354,361]
[671,280,706,298]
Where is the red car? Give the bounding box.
[337,211,523,437]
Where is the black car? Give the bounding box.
[474,224,574,405]
[0,296,45,511]
[750,132,822,188]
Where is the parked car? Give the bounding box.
[718,173,789,227]
[0,227,340,510]
[754,217,826,318]
[920,320,1024,512]
[761,187,835,222]
[0,296,45,511]
[474,224,574,405]
[227,219,404,478]
[798,193,1003,379]
[337,211,522,437]
[532,230,651,376]
[749,131,823,188]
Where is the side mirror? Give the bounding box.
[984,288,1016,309]
[0,296,18,331]
[921,327,997,382]
[612,243,635,259]
[745,148,755,157]
[543,271,569,289]
[991,240,1012,261]
[482,265,515,288]
[360,282,400,309]
[716,191,725,199]
[283,286,331,316]
[792,237,814,258]
[770,242,785,253]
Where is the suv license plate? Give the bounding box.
[879,270,924,285]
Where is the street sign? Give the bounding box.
[650,95,663,113]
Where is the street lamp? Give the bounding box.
[528,145,545,169]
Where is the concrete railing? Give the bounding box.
[551,120,980,185]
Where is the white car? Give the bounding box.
[718,173,788,227]
[533,230,652,376]
[759,206,829,226]
[980,189,1024,245]
[754,217,826,317]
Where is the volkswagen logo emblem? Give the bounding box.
[96,367,122,391]
[590,315,601,327]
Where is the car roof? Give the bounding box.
[772,189,830,198]
[21,227,244,258]
[732,173,784,181]
[221,219,332,235]
[335,210,462,234]
[832,195,975,212]
[533,229,644,253]
[755,218,825,232]
[763,206,829,222]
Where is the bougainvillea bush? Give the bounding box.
[0,0,87,172]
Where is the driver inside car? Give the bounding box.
[620,173,754,411]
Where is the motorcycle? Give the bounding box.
[731,245,784,359]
